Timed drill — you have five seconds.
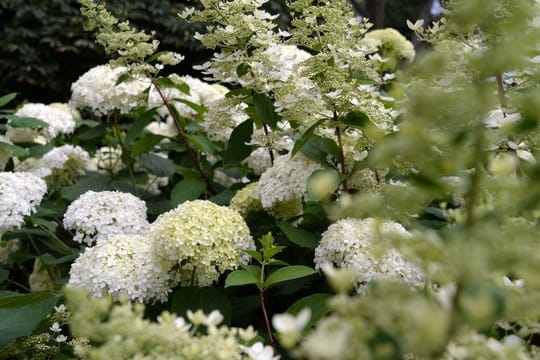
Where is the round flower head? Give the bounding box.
[229,182,263,217]
[0,172,47,234]
[5,103,76,143]
[363,28,416,62]
[314,218,424,293]
[149,200,254,287]
[63,191,149,246]
[15,145,91,183]
[68,234,171,303]
[253,153,321,219]
[70,64,148,115]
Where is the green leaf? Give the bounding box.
[170,177,206,205]
[236,63,251,77]
[137,153,176,177]
[170,287,232,325]
[125,110,156,144]
[77,124,106,141]
[301,135,339,165]
[341,111,370,128]
[0,93,17,108]
[277,221,320,250]
[243,249,263,263]
[287,293,332,330]
[258,232,275,249]
[263,246,286,261]
[115,72,130,86]
[0,291,59,347]
[252,92,280,129]
[0,141,28,158]
[154,77,190,94]
[60,171,113,200]
[225,269,260,288]
[291,118,326,157]
[5,115,49,129]
[171,98,206,114]
[224,119,254,164]
[186,134,216,155]
[264,265,317,289]
[130,134,163,156]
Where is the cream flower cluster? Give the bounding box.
[363,28,416,62]
[0,172,47,234]
[201,98,249,142]
[88,146,125,175]
[15,145,91,181]
[314,218,424,293]
[6,103,76,143]
[63,191,149,245]
[150,200,254,287]
[147,74,227,119]
[68,234,171,303]
[253,153,322,219]
[70,64,148,115]
[66,288,274,359]
[229,182,262,217]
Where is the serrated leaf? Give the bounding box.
[277,221,320,250]
[0,93,17,108]
[252,92,280,129]
[341,111,370,127]
[225,269,260,288]
[137,153,176,177]
[6,115,49,129]
[224,119,254,164]
[170,177,206,205]
[263,265,317,289]
[263,246,286,261]
[243,249,263,263]
[0,291,59,347]
[170,287,232,325]
[258,232,275,249]
[291,118,326,157]
[0,141,28,157]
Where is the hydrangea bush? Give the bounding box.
[1,0,540,359]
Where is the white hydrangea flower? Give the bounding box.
[201,99,249,142]
[314,218,424,293]
[68,233,171,303]
[253,153,321,219]
[229,182,262,217]
[6,103,76,143]
[70,64,148,115]
[0,172,47,234]
[241,342,280,360]
[149,200,254,287]
[63,191,149,246]
[15,145,91,181]
[272,308,311,348]
[145,119,178,137]
[147,74,226,119]
[89,146,125,175]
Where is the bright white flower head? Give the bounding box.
[15,145,91,181]
[314,218,424,293]
[89,146,125,175]
[68,234,171,303]
[253,153,321,219]
[70,64,148,115]
[241,342,280,360]
[0,172,47,234]
[63,191,149,245]
[149,200,255,287]
[6,103,76,143]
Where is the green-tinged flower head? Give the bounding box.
[229,182,263,217]
[150,200,255,286]
[363,28,416,73]
[64,287,267,359]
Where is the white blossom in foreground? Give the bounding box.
[70,64,148,115]
[149,200,254,287]
[272,309,311,348]
[0,172,47,234]
[68,234,171,303]
[241,342,280,360]
[63,191,149,246]
[5,103,76,143]
[15,145,91,182]
[253,153,321,219]
[314,218,424,293]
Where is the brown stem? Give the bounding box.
[334,110,349,192]
[496,72,508,110]
[151,78,215,194]
[259,288,277,354]
[262,123,275,165]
